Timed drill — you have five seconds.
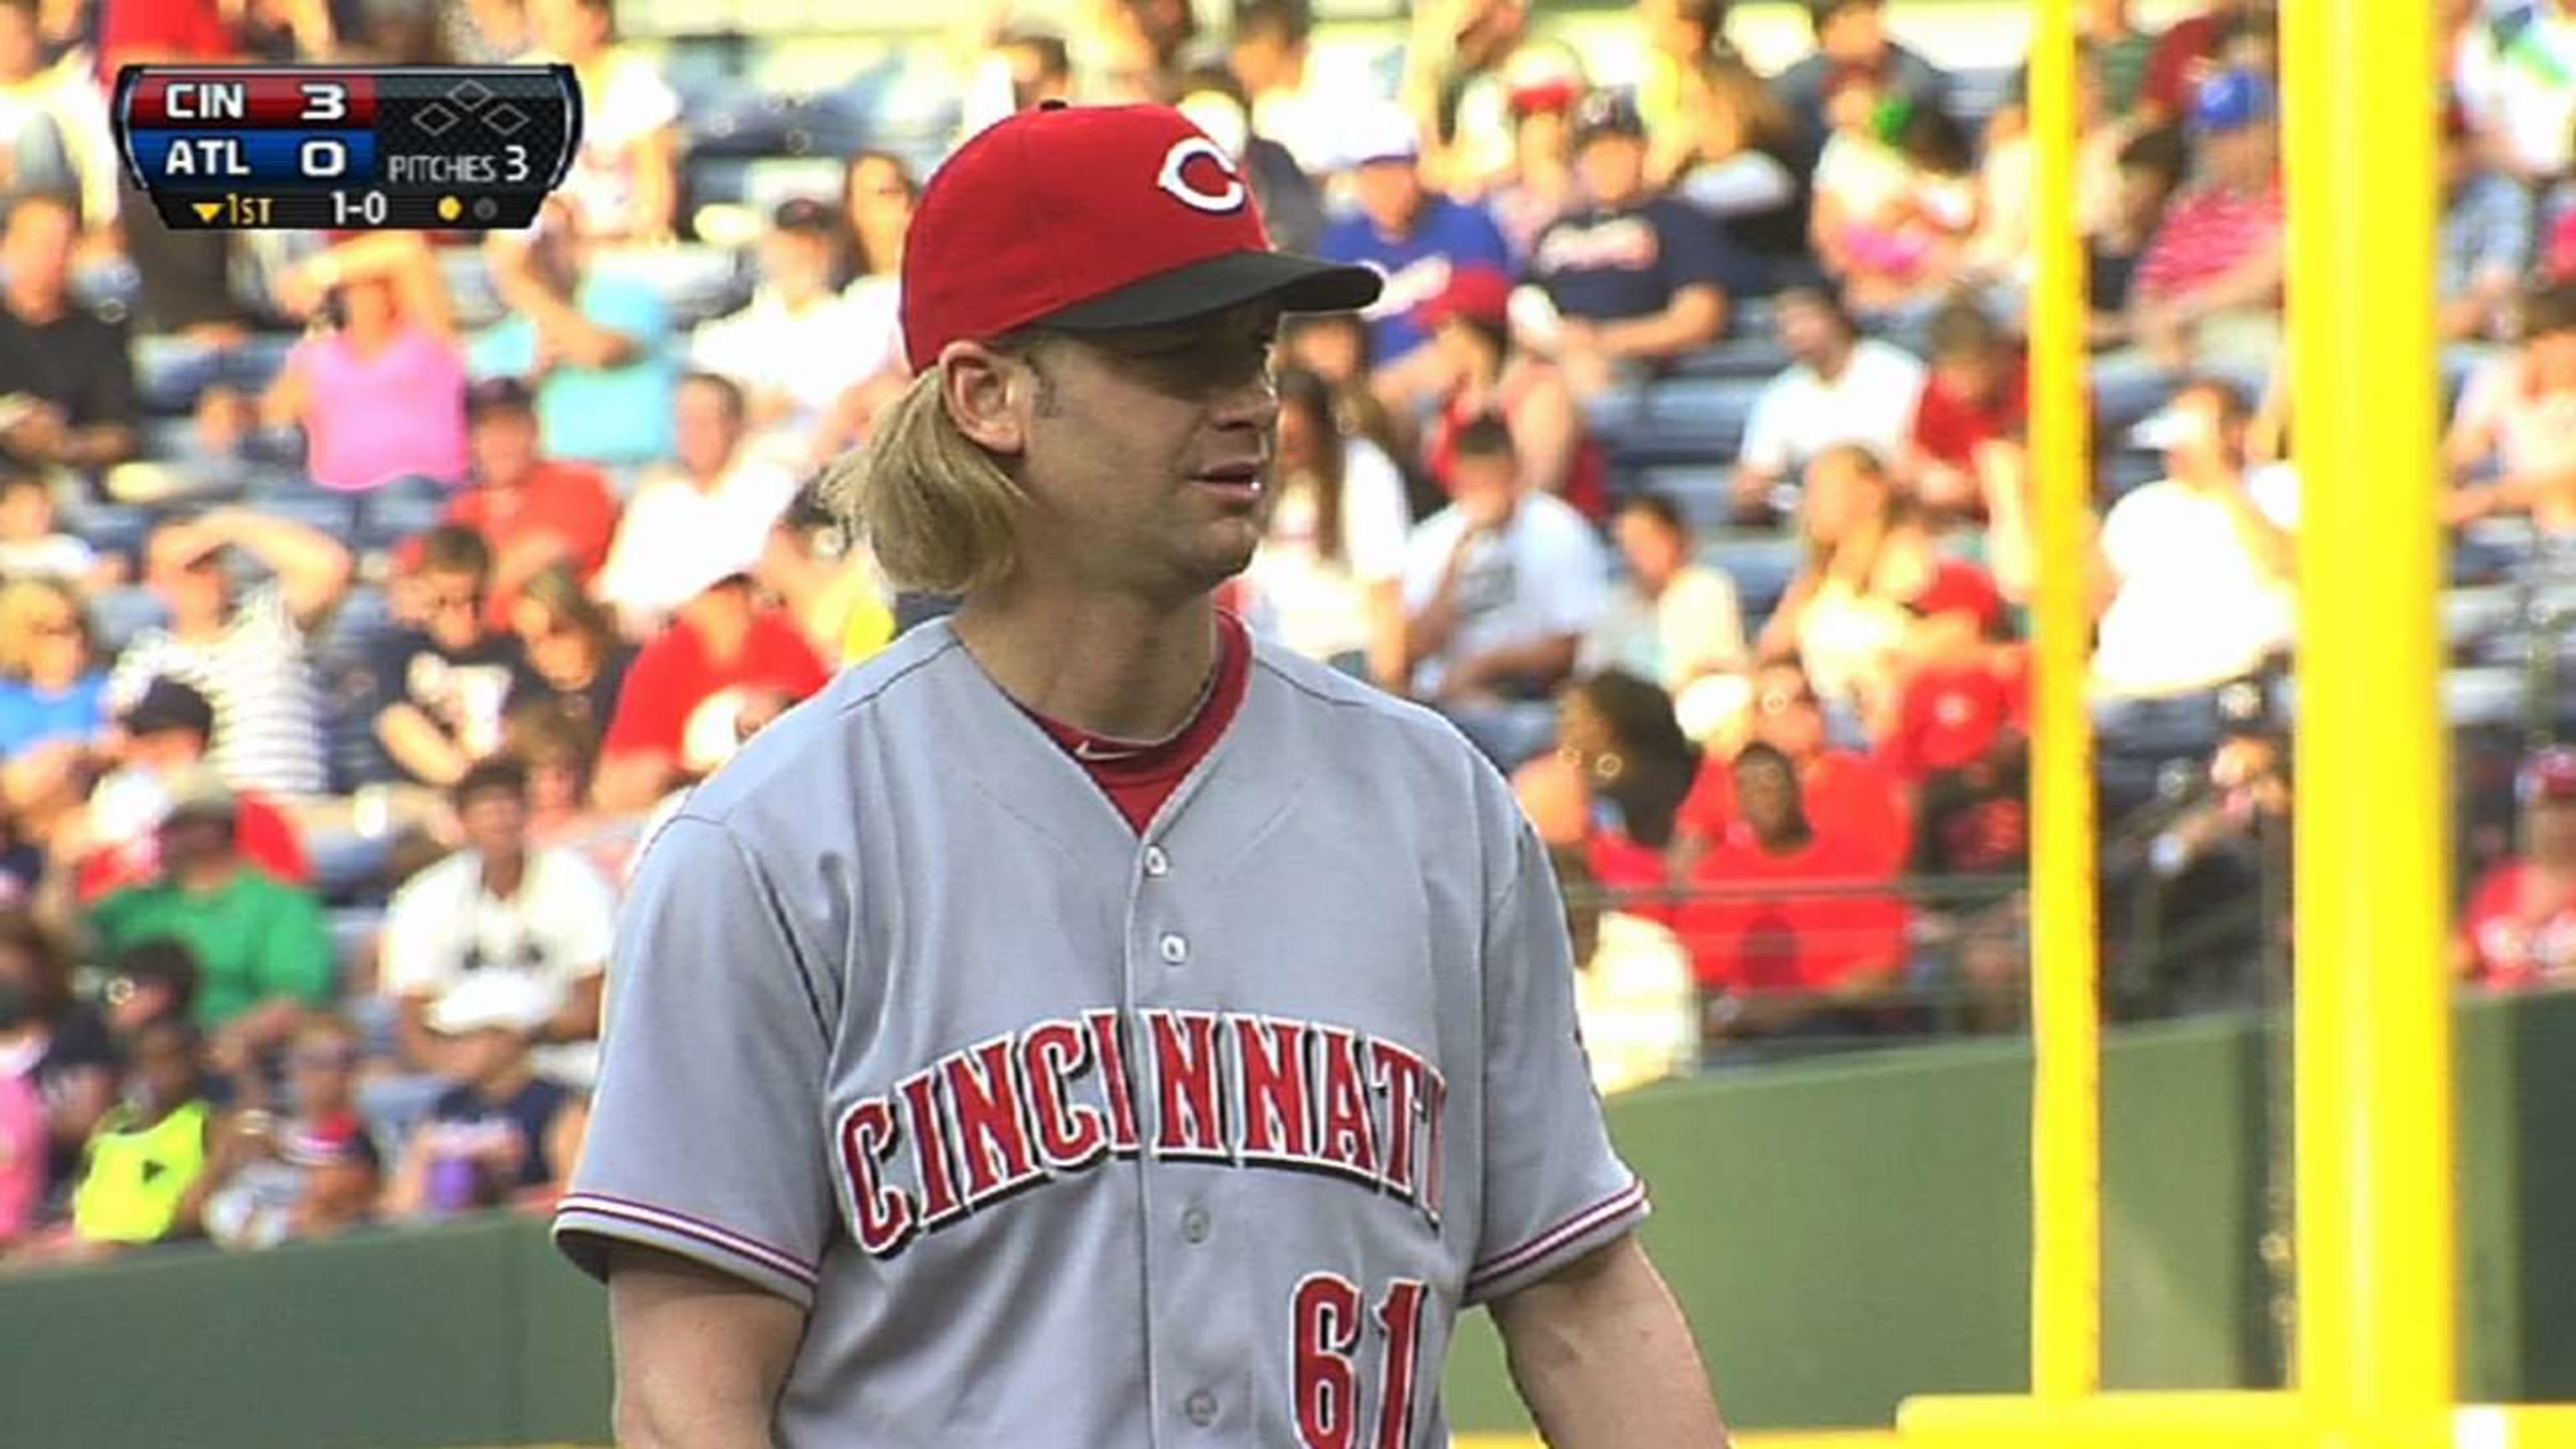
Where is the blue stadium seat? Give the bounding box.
[590,244,752,328]
[2103,447,2164,499]
[59,501,154,566]
[1632,464,1737,532]
[1702,531,1805,623]
[89,584,168,653]
[1667,335,1794,381]
[325,902,388,969]
[1597,375,1762,465]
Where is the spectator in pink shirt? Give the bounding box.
[262,234,469,495]
[2129,68,2283,370]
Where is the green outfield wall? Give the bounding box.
[7,992,2569,1447]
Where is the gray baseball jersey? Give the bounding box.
[555,619,1646,1446]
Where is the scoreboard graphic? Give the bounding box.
[112,65,582,231]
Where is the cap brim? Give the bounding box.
[1043,250,1384,333]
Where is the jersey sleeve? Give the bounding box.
[1464,815,1649,1306]
[553,814,836,1308]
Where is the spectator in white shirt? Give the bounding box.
[2092,377,2296,699]
[690,197,867,460]
[1582,487,1747,694]
[1732,283,1929,525]
[377,757,615,1093]
[527,0,678,242]
[1239,368,1413,687]
[594,372,800,636]
[1553,844,1696,1096]
[2453,0,2576,184]
[1403,414,1609,767]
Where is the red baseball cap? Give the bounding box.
[2521,748,2576,804]
[900,102,1382,371]
[1414,266,1514,330]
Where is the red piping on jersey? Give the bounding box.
[1465,1174,1649,1291]
[557,1192,822,1285]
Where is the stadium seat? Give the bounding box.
[325,902,388,969]
[89,584,169,653]
[1702,531,1805,622]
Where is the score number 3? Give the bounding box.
[1292,1275,1427,1449]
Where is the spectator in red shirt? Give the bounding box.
[1417,267,1606,517]
[2460,748,2576,989]
[1680,741,1913,1049]
[1670,657,1910,879]
[441,378,621,630]
[2130,68,2285,371]
[594,575,828,811]
[1905,301,2028,521]
[72,679,309,904]
[97,0,236,75]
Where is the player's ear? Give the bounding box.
[937,341,1029,458]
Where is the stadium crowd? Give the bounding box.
[0,0,2568,1262]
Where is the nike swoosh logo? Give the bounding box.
[1072,740,1147,763]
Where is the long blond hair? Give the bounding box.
[821,339,1045,596]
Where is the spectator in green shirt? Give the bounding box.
[86,767,335,1088]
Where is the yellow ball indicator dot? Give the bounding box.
[437,195,463,223]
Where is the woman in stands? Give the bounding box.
[1236,369,1412,689]
[1486,42,1592,262]
[262,233,467,497]
[1514,669,1705,927]
[0,577,105,759]
[1757,442,2007,740]
[504,565,634,736]
[1280,310,1426,512]
[808,151,922,460]
[2445,281,2576,532]
[1666,52,1810,283]
[1416,266,1608,520]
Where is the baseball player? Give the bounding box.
[554,101,1729,1448]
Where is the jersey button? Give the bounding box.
[1158,932,1189,965]
[1180,1206,1211,1244]
[1184,1390,1218,1426]
[1143,845,1171,877]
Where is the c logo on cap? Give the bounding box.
[1156,136,1248,215]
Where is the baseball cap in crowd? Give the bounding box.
[1415,266,1515,331]
[2519,748,2576,805]
[1504,44,1587,117]
[1343,101,1425,169]
[2192,68,2276,133]
[900,102,1382,370]
[465,376,538,423]
[281,1111,372,1170]
[1571,89,1647,145]
[771,195,837,235]
[121,677,216,740]
[160,765,238,824]
[427,969,554,1038]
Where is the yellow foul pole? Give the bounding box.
[2282,0,2457,1440]
[2023,0,2101,1401]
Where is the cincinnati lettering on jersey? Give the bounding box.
[836,1009,1447,1259]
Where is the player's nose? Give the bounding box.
[1208,366,1280,434]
